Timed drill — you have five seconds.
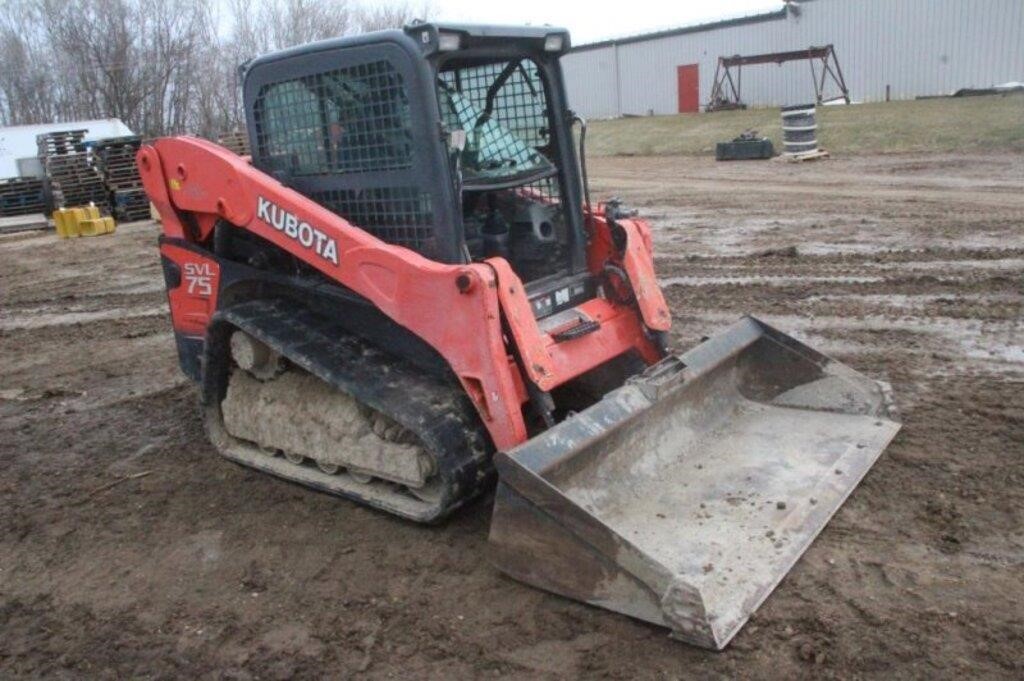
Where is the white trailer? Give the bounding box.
[0,118,134,178]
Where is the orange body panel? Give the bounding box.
[139,137,670,451]
[160,243,220,336]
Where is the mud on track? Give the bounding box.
[1,153,1022,679]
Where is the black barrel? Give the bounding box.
[781,103,818,156]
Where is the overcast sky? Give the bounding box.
[430,0,782,44]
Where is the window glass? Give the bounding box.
[438,59,555,185]
[256,60,413,176]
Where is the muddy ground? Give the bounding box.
[1,152,1022,679]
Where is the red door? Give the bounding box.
[677,64,699,113]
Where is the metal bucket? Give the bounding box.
[781,103,818,156]
[489,316,900,649]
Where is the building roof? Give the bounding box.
[569,7,790,53]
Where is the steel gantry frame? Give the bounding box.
[707,44,850,112]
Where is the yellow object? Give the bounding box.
[53,208,80,238]
[53,206,115,238]
[78,216,116,236]
[52,209,69,237]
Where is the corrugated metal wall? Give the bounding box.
[562,0,1024,117]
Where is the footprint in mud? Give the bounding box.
[164,529,225,568]
[920,496,968,552]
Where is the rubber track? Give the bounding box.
[201,299,495,523]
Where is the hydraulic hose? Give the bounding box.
[572,114,593,232]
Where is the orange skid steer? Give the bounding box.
[140,23,900,649]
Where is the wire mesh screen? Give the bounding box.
[439,60,556,179]
[439,60,550,147]
[439,59,569,280]
[254,60,413,176]
[311,187,434,252]
[253,59,440,254]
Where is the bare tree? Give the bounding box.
[27,0,214,136]
[0,0,432,138]
[266,0,353,50]
[357,1,431,32]
[0,1,59,125]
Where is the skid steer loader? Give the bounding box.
[139,23,900,649]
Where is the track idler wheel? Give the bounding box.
[230,331,284,380]
[316,461,341,475]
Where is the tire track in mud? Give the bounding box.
[0,223,180,413]
[0,303,167,331]
[655,242,1024,382]
[0,223,162,303]
[621,156,1024,678]
[2,156,1023,678]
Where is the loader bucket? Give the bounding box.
[489,316,900,650]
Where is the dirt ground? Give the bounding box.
[1,152,1022,679]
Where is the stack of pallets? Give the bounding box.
[37,129,87,157]
[0,177,46,217]
[217,129,250,156]
[93,136,150,222]
[38,130,110,213]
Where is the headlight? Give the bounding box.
[544,34,564,52]
[438,32,462,51]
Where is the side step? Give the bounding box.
[201,299,494,523]
[489,316,900,649]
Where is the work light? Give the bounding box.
[543,34,564,52]
[438,32,462,51]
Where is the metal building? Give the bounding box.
[562,0,1024,117]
